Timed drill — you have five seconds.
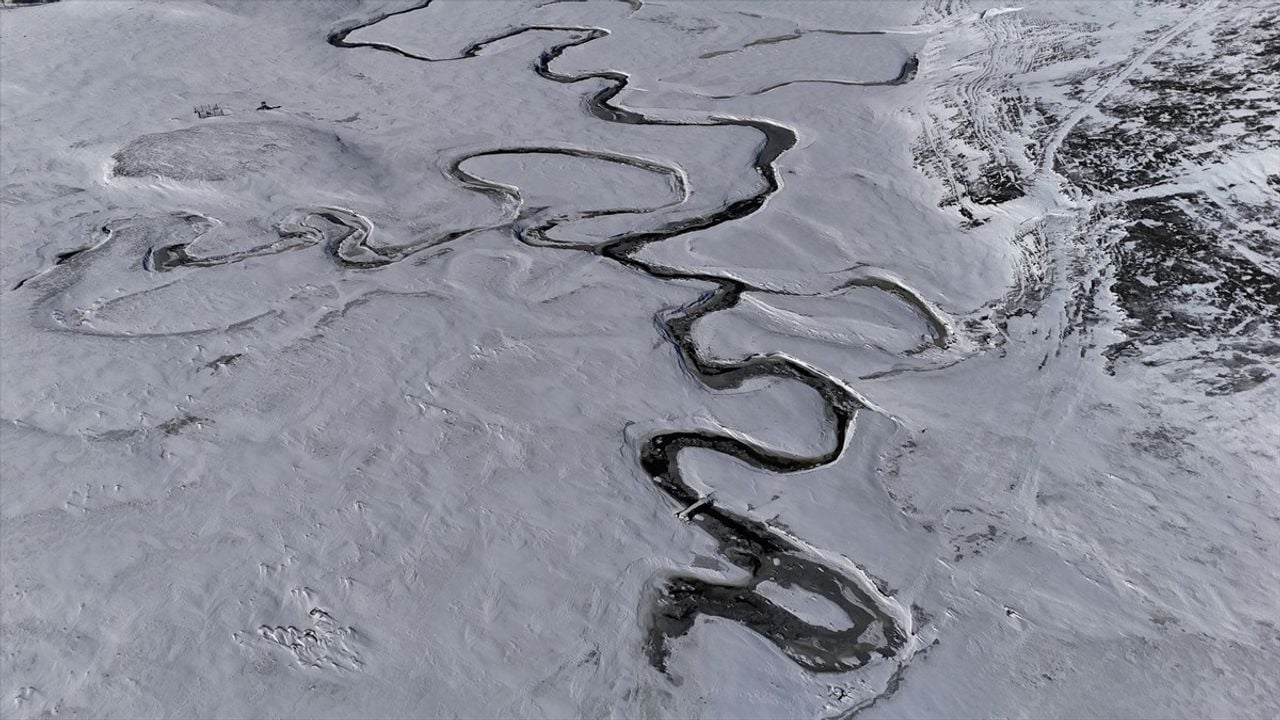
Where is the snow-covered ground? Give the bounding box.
[1,1,1276,718]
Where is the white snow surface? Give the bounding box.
[1,1,1277,718]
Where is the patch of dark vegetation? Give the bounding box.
[193,104,227,119]
[967,161,1024,205]
[1107,195,1278,343]
[1056,5,1280,193]
[203,353,243,371]
[1058,3,1280,395]
[1101,193,1280,394]
[156,414,210,436]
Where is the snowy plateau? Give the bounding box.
[0,0,1277,718]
